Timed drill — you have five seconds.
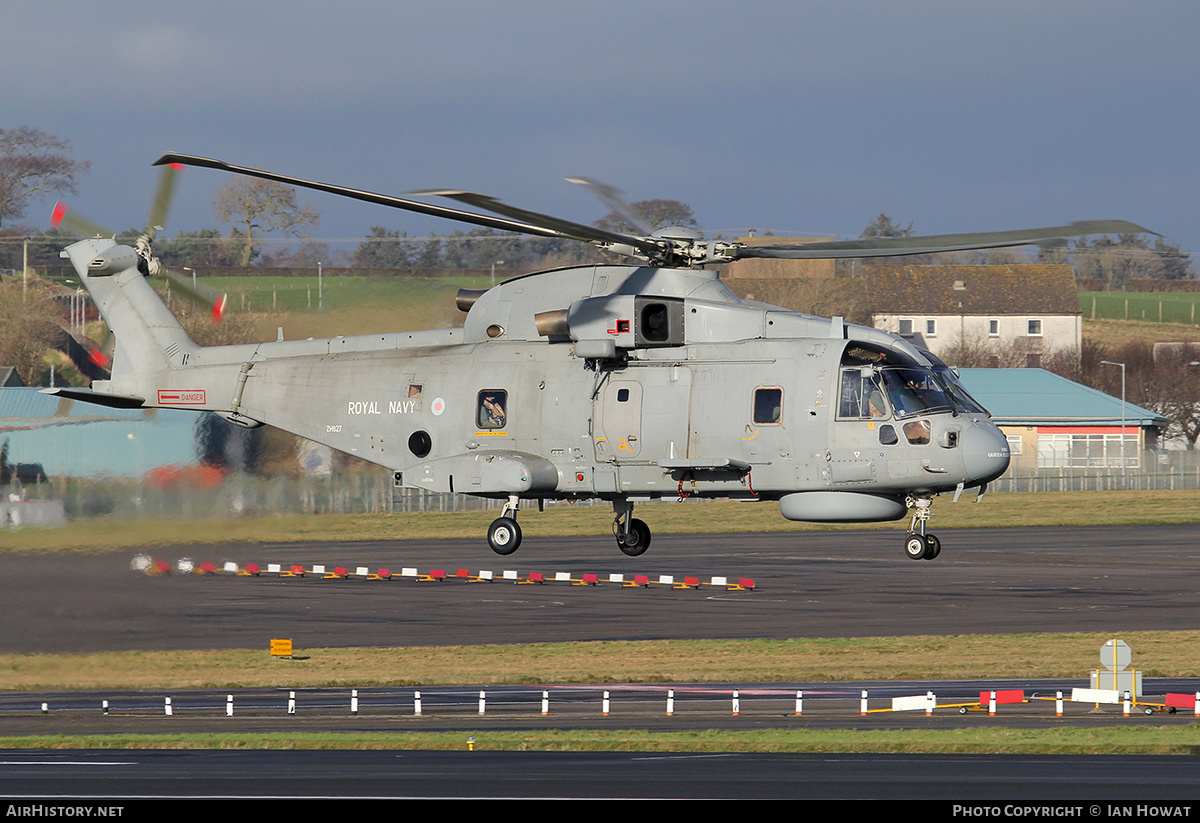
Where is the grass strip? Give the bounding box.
[8,490,1200,552]
[2,728,1198,755]
[2,632,1197,691]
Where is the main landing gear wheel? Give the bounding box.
[487,517,522,555]
[615,518,651,557]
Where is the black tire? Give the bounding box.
[616,518,651,557]
[487,517,522,555]
[904,535,928,560]
[924,534,942,560]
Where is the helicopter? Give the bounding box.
[50,154,1150,559]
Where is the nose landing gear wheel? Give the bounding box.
[904,533,942,560]
[904,535,928,560]
[615,518,651,557]
[923,533,941,559]
[487,517,522,555]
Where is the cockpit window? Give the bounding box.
[838,369,889,420]
[879,367,953,419]
[931,366,988,414]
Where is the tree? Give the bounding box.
[213,177,319,266]
[352,226,412,269]
[861,213,914,238]
[0,281,63,385]
[158,228,242,268]
[1070,233,1192,284]
[0,127,89,229]
[594,199,699,234]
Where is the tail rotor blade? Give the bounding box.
[50,201,110,238]
[144,163,182,241]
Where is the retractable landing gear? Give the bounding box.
[487,495,522,555]
[903,495,941,560]
[612,498,651,557]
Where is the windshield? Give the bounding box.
[931,365,988,414]
[879,367,953,419]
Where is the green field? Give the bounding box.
[1082,291,1200,326]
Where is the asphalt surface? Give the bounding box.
[3,523,1199,653]
[4,523,1199,801]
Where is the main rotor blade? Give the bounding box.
[564,176,653,236]
[732,220,1157,260]
[410,187,662,257]
[156,153,588,243]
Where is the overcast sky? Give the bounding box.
[8,1,1200,259]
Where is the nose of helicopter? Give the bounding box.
[960,421,1010,486]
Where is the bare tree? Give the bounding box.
[0,127,90,229]
[594,199,699,234]
[213,177,319,266]
[0,281,63,385]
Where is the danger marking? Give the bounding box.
[158,389,206,405]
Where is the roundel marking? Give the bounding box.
[431,397,446,416]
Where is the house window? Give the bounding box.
[988,319,999,337]
[1027,319,1043,336]
[898,318,913,335]
[926,319,937,337]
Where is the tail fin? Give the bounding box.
[59,238,197,404]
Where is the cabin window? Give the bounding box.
[879,425,899,446]
[903,419,931,445]
[617,388,630,402]
[753,388,783,424]
[477,390,508,429]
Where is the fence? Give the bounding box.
[993,447,1200,492]
[5,448,1200,524]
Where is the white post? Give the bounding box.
[860,690,868,716]
[1123,691,1131,717]
[989,691,997,716]
[351,689,359,716]
[478,690,486,715]
[732,689,740,717]
[226,694,234,717]
[288,691,296,715]
[1056,691,1063,717]
[795,690,803,716]
[667,689,675,716]
[414,690,422,717]
[165,697,173,716]
[926,691,935,716]
[603,690,610,717]
[541,690,549,716]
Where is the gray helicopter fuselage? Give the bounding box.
[61,239,1009,524]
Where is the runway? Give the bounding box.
[4,523,1199,801]
[2,524,1199,653]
